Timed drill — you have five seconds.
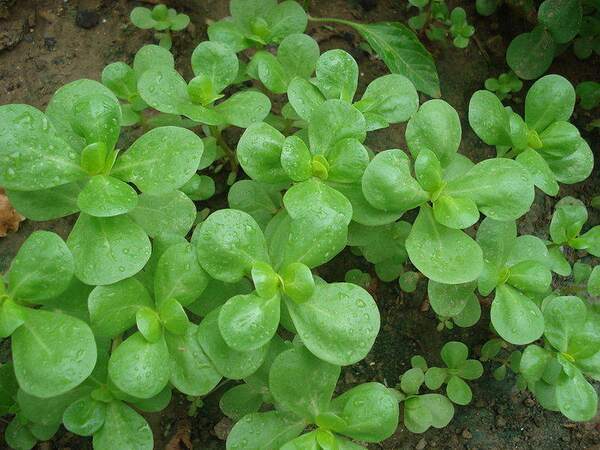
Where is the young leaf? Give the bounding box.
[6,183,80,221]
[226,411,306,450]
[287,77,326,122]
[285,282,380,366]
[63,397,106,436]
[227,180,283,229]
[12,309,96,398]
[237,122,288,184]
[406,99,461,164]
[68,214,151,285]
[309,100,366,157]
[108,332,170,399]
[405,206,483,284]
[269,346,340,421]
[330,383,399,442]
[468,90,511,146]
[8,231,73,303]
[165,324,222,396]
[218,292,280,352]
[194,209,270,282]
[314,50,358,102]
[113,126,202,194]
[191,41,239,94]
[214,90,272,128]
[555,371,598,421]
[77,175,138,217]
[128,190,196,238]
[197,308,269,379]
[506,26,555,80]
[538,0,582,44]
[0,104,84,191]
[93,402,153,450]
[88,277,153,337]
[524,74,576,133]
[220,384,263,420]
[491,284,544,345]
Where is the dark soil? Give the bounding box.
[0,0,599,449]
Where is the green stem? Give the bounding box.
[111,334,123,353]
[210,126,238,175]
[308,15,357,27]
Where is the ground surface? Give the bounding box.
[0,0,599,449]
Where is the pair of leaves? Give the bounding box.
[427,280,481,327]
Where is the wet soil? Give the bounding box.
[0,0,599,449]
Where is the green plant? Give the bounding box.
[519,295,599,421]
[576,81,600,110]
[484,71,523,100]
[407,1,475,48]
[226,345,399,449]
[394,342,483,432]
[344,268,372,289]
[469,74,593,196]
[130,4,190,49]
[506,0,600,79]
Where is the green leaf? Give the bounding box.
[280,262,315,303]
[63,397,106,436]
[281,135,313,181]
[101,62,137,100]
[446,376,472,405]
[546,137,593,185]
[327,139,370,183]
[406,99,461,164]
[12,309,96,398]
[226,411,306,450]
[491,284,544,345]
[433,195,479,229]
[237,122,288,184]
[227,180,282,229]
[133,44,175,75]
[113,126,203,194]
[5,418,37,450]
[269,346,340,421]
[154,242,209,307]
[165,324,222,396]
[345,21,440,97]
[405,206,483,284]
[543,295,589,354]
[445,158,534,221]
[287,77,326,122]
[0,104,85,191]
[157,298,189,335]
[266,0,308,43]
[330,383,399,442]
[197,308,269,379]
[506,26,556,80]
[8,231,73,303]
[538,0,582,44]
[520,345,552,381]
[468,90,511,146]
[186,278,253,317]
[475,218,516,294]
[401,367,425,395]
[525,74,576,132]
[89,277,153,337]
[314,49,358,102]
[404,394,454,433]
[219,292,280,351]
[515,148,559,196]
[362,149,428,213]
[77,175,138,217]
[556,371,598,421]
[220,384,263,420]
[355,74,418,126]
[427,280,474,317]
[424,367,447,389]
[195,209,269,282]
[278,33,320,80]
[93,402,153,450]
[253,52,288,93]
[453,294,481,327]
[285,282,380,365]
[208,19,248,52]
[309,100,366,156]
[68,214,151,285]
[507,260,552,293]
[130,6,155,28]
[108,332,170,399]
[588,266,600,297]
[214,90,272,128]
[441,341,468,368]
[328,182,403,226]
[6,183,80,221]
[128,190,196,238]
[191,41,239,93]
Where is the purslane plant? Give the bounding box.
[361,99,535,284]
[0,80,204,286]
[130,3,190,49]
[469,74,593,196]
[407,1,475,48]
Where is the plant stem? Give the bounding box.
[308,15,357,27]
[111,334,123,353]
[210,126,238,175]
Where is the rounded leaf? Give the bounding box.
[506,26,555,80]
[525,74,576,132]
[237,122,288,183]
[128,190,196,238]
[191,41,239,93]
[77,175,138,217]
[491,284,544,345]
[93,402,153,450]
[63,397,106,436]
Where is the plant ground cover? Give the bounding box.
[0,0,598,449]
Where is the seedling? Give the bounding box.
[130,4,190,49]
[484,71,523,100]
[408,1,475,48]
[469,74,593,196]
[576,81,600,110]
